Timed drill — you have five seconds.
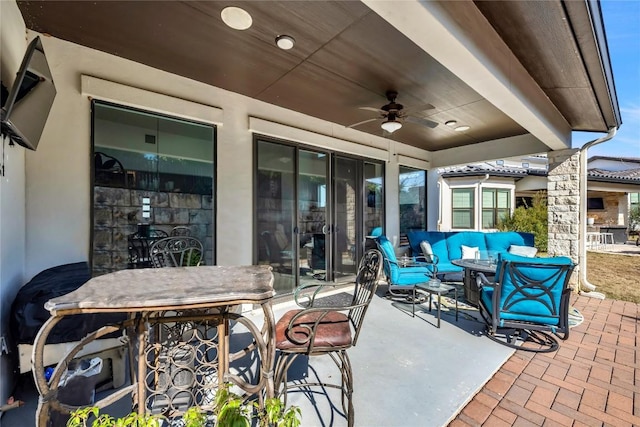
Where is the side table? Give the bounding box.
[413,281,458,328]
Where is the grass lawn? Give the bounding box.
[586,252,640,303]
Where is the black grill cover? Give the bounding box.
[11,262,126,344]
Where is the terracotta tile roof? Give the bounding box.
[588,167,640,183]
[440,158,640,185]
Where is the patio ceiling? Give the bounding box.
[16,0,620,153]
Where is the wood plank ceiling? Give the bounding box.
[17,0,614,152]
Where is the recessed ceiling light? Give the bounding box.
[445,120,457,126]
[454,125,470,132]
[276,35,295,50]
[221,6,252,30]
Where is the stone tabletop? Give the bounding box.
[44,265,274,315]
[451,258,498,273]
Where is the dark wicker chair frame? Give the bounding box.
[273,249,383,427]
[477,258,574,353]
[149,236,204,268]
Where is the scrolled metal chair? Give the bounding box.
[149,236,204,268]
[477,253,575,353]
[273,249,383,427]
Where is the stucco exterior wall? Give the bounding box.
[437,175,515,231]
[21,32,431,283]
[0,0,28,410]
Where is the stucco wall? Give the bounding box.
[437,175,515,231]
[23,33,431,282]
[2,19,433,403]
[0,0,27,411]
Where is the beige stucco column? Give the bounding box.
[547,149,580,285]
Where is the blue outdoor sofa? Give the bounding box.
[406,231,535,277]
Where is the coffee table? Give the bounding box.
[451,259,498,306]
[412,280,458,328]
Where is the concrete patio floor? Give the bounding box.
[2,282,638,426]
[2,283,513,427]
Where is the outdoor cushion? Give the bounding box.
[446,232,488,261]
[461,245,479,259]
[508,244,538,257]
[275,309,351,350]
[391,266,432,286]
[485,232,531,254]
[406,231,535,275]
[420,240,434,263]
[481,254,573,326]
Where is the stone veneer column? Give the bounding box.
[547,149,580,285]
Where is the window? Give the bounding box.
[482,188,511,229]
[92,101,215,274]
[630,193,639,210]
[399,166,426,238]
[587,197,605,210]
[452,188,474,229]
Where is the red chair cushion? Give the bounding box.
[275,309,352,351]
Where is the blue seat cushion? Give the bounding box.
[485,232,530,254]
[483,254,573,326]
[393,267,432,286]
[446,232,488,261]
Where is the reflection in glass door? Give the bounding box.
[364,162,384,236]
[255,141,296,295]
[298,150,329,282]
[333,156,358,280]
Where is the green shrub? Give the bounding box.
[498,192,548,252]
[67,384,301,427]
[629,206,640,235]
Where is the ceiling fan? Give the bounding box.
[348,91,438,134]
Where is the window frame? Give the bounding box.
[451,187,475,229]
[481,187,511,229]
[399,166,427,238]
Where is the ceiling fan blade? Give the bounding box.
[405,115,439,129]
[402,103,436,116]
[347,117,380,129]
[358,106,386,114]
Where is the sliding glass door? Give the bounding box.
[333,156,359,279]
[298,150,329,282]
[255,138,384,294]
[255,142,297,295]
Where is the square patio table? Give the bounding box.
[412,280,458,328]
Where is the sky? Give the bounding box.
[572,0,640,158]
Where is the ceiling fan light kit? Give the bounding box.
[348,90,438,133]
[381,119,402,133]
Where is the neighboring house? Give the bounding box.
[434,155,640,240]
[0,0,621,405]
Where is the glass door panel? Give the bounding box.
[364,162,384,237]
[256,141,296,295]
[333,156,359,281]
[298,150,329,282]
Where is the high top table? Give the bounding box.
[32,265,275,426]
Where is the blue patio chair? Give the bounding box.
[375,235,438,299]
[476,253,575,353]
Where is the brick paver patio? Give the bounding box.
[449,295,640,426]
